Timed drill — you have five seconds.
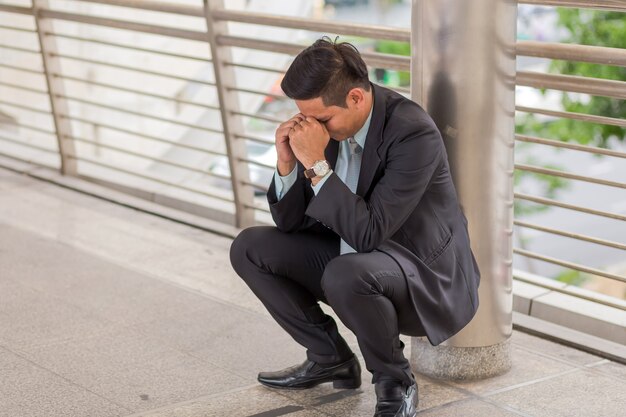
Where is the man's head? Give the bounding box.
[281,37,372,141]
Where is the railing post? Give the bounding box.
[32,0,77,175]
[410,0,516,379]
[202,0,255,228]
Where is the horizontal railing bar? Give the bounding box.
[223,60,285,74]
[513,271,626,312]
[0,134,58,154]
[0,43,40,54]
[211,9,411,42]
[0,4,32,16]
[241,179,269,193]
[70,155,235,204]
[516,41,626,67]
[514,248,626,284]
[518,0,626,12]
[48,31,211,62]
[38,8,207,42]
[392,86,411,95]
[235,132,274,146]
[242,201,271,213]
[0,80,48,94]
[238,157,274,170]
[517,71,626,100]
[14,123,57,136]
[515,134,626,159]
[226,85,287,101]
[68,115,226,158]
[514,192,626,222]
[516,106,626,128]
[515,163,626,189]
[230,110,283,124]
[0,99,50,115]
[0,24,37,33]
[66,134,231,181]
[50,52,216,86]
[0,62,44,75]
[56,73,220,110]
[514,220,626,251]
[69,0,203,17]
[58,94,224,134]
[217,35,411,71]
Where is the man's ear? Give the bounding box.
[347,88,365,108]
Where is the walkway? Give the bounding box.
[1,166,625,417]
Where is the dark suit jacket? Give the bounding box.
[267,83,480,346]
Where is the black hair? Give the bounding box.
[281,36,370,108]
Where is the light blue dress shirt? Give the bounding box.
[274,105,374,200]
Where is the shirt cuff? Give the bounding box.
[311,169,333,196]
[274,165,298,201]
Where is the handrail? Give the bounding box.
[50,53,216,86]
[48,32,211,62]
[68,115,227,158]
[516,106,626,128]
[514,248,626,284]
[56,74,220,110]
[515,134,626,159]
[515,163,626,189]
[514,192,626,222]
[0,80,48,95]
[217,35,411,71]
[514,220,626,251]
[211,9,411,42]
[57,94,224,134]
[513,270,626,312]
[517,71,626,100]
[516,41,626,67]
[0,24,37,33]
[71,155,235,203]
[0,134,58,154]
[0,43,41,54]
[0,99,51,115]
[0,63,44,74]
[519,0,626,12]
[66,134,232,181]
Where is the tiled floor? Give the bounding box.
[1,167,625,417]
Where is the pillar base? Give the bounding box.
[410,336,512,380]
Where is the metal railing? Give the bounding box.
[0,1,624,315]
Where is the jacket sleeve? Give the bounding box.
[267,161,320,233]
[304,125,443,252]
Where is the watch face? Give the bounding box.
[313,160,330,176]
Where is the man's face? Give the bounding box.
[295,92,365,141]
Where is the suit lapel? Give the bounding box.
[356,84,385,197]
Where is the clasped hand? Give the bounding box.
[274,114,330,175]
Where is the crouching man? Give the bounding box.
[230,37,480,417]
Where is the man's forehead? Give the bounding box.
[295,97,333,118]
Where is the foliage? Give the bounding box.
[515,9,626,218]
[374,40,410,86]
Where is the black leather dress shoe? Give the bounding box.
[257,355,361,390]
[373,379,419,417]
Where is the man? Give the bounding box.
[230,38,480,417]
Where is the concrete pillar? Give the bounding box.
[410,0,516,379]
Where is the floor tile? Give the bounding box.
[511,330,604,366]
[417,398,525,417]
[447,344,577,395]
[490,368,626,417]
[0,348,130,417]
[17,326,247,412]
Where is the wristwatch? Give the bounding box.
[304,159,331,179]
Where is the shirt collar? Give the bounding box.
[352,100,373,150]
